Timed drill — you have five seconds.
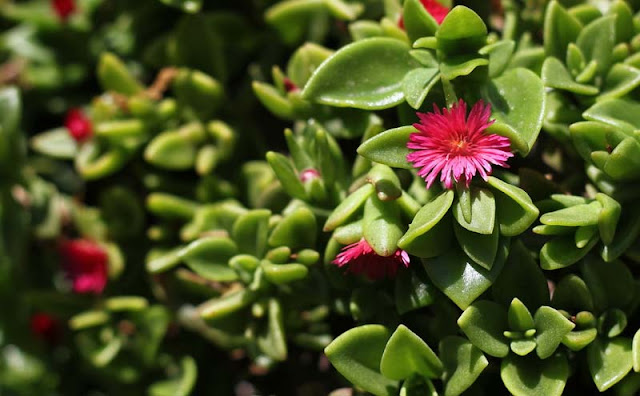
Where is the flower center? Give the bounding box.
[450,138,471,155]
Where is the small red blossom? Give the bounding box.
[399,0,450,28]
[283,77,299,93]
[407,100,513,189]
[59,239,108,295]
[30,313,61,344]
[64,108,93,142]
[299,168,321,183]
[332,239,410,280]
[51,0,76,21]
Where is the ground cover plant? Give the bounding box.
[1,0,640,395]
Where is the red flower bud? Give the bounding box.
[64,108,93,142]
[30,313,61,344]
[51,0,76,21]
[59,239,108,295]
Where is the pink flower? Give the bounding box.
[64,108,92,142]
[407,100,513,189]
[283,77,299,93]
[332,239,410,280]
[51,0,76,21]
[59,239,108,294]
[30,313,61,344]
[399,0,450,28]
[299,168,321,183]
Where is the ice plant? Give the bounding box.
[332,239,410,280]
[64,108,93,142]
[407,100,513,189]
[30,313,60,344]
[283,77,299,93]
[51,0,76,21]
[299,168,320,182]
[59,239,108,294]
[399,0,449,28]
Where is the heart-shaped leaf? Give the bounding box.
[325,325,398,396]
[501,353,569,396]
[302,38,420,109]
[440,336,488,396]
[587,337,633,392]
[534,306,575,359]
[458,300,509,358]
[380,325,443,380]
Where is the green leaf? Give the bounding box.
[173,15,225,81]
[492,241,550,309]
[541,57,598,96]
[439,56,489,81]
[486,177,539,236]
[148,356,198,396]
[287,43,334,87]
[198,288,256,319]
[540,234,598,270]
[399,190,454,249]
[436,6,487,56]
[440,336,488,396]
[256,299,288,361]
[180,237,238,282]
[368,164,402,201]
[511,339,537,356]
[479,40,515,78]
[363,197,404,257]
[508,298,535,332]
[30,128,78,159]
[458,300,509,357]
[424,240,508,309]
[324,183,374,231]
[75,142,128,180]
[158,0,201,13]
[551,274,594,312]
[380,325,443,380]
[261,260,309,284]
[599,63,640,102]
[576,15,615,78]
[583,99,640,133]
[543,1,583,59]
[232,210,271,257]
[453,221,499,270]
[357,126,415,169]
[394,267,437,314]
[302,38,420,110]
[252,81,294,119]
[97,53,144,96]
[173,69,224,120]
[482,68,545,156]
[144,131,197,171]
[501,354,569,396]
[268,206,316,250]
[534,306,575,359]
[402,0,438,42]
[633,329,640,372]
[595,193,621,245]
[540,201,602,227]
[581,256,635,312]
[402,68,439,109]
[587,338,634,392]
[325,325,399,396]
[453,187,495,235]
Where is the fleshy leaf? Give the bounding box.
[302,38,420,110]
[534,306,575,359]
[500,354,569,396]
[587,338,634,392]
[380,325,443,380]
[440,336,488,396]
[325,325,398,396]
[458,300,509,358]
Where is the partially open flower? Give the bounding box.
[399,0,450,28]
[64,108,93,142]
[407,99,513,189]
[59,239,108,294]
[30,313,61,344]
[332,239,409,280]
[51,0,76,21]
[299,168,321,183]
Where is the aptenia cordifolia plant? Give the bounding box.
[1,0,640,395]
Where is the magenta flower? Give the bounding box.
[332,239,410,280]
[51,0,76,21]
[59,239,108,294]
[407,100,513,189]
[64,108,93,142]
